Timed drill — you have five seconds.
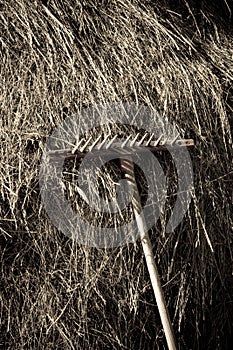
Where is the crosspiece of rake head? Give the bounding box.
[49,132,194,161]
[49,131,194,350]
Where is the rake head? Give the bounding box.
[49,127,194,161]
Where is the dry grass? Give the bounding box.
[0,1,232,349]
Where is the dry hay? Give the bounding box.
[0,1,232,349]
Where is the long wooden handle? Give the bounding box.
[121,158,177,350]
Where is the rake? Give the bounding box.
[49,130,194,350]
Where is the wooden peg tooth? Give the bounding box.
[145,133,154,146]
[130,133,140,147]
[71,138,85,154]
[153,134,163,147]
[79,136,93,153]
[121,135,132,148]
[137,132,148,146]
[98,134,113,150]
[89,135,102,151]
[106,134,118,149]
[171,134,180,145]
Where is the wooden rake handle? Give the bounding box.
[120,158,177,350]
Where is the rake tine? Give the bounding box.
[130,133,140,147]
[106,134,118,149]
[145,133,155,147]
[79,136,93,153]
[97,134,111,150]
[71,138,85,154]
[171,134,180,145]
[152,134,163,147]
[121,135,132,148]
[89,135,102,151]
[137,132,149,146]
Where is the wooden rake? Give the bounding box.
[49,131,194,350]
